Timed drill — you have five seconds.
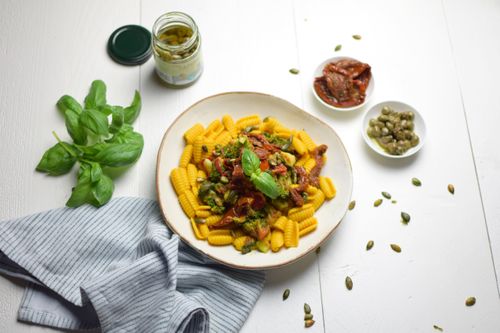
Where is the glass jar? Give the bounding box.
[152,12,203,88]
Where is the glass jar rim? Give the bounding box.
[152,11,199,51]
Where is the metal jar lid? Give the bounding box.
[107,25,152,65]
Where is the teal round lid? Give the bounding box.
[108,25,152,65]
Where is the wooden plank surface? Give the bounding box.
[0,0,499,332]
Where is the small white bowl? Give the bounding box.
[312,56,374,112]
[362,101,426,159]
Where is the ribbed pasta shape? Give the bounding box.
[284,219,299,248]
[275,131,292,139]
[298,130,316,152]
[184,190,199,209]
[184,123,204,144]
[303,158,316,173]
[215,131,232,147]
[295,153,309,167]
[222,115,238,138]
[170,167,189,195]
[299,224,317,237]
[192,136,204,163]
[305,185,318,195]
[233,236,254,251]
[179,145,193,168]
[208,235,234,246]
[298,216,318,231]
[197,205,211,210]
[205,215,223,226]
[271,230,284,252]
[262,117,278,132]
[190,218,206,239]
[236,115,261,129]
[196,170,207,180]
[179,193,195,218]
[209,229,232,236]
[288,204,315,222]
[309,190,325,211]
[319,176,336,200]
[205,120,224,140]
[292,137,308,155]
[200,138,215,161]
[195,209,211,218]
[272,216,288,231]
[199,224,210,239]
[187,163,197,187]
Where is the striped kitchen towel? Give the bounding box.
[0,197,265,333]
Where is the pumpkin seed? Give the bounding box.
[201,145,208,153]
[412,177,422,186]
[305,319,315,328]
[348,200,356,210]
[335,44,342,52]
[390,244,402,253]
[304,303,311,314]
[382,192,392,199]
[196,177,205,182]
[374,199,383,207]
[448,184,455,194]
[194,218,206,224]
[401,212,411,224]
[289,68,300,75]
[282,288,290,301]
[366,240,374,251]
[345,276,353,290]
[391,200,397,204]
[352,34,362,40]
[433,324,444,331]
[304,313,314,320]
[465,296,476,306]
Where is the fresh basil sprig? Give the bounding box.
[36,80,143,208]
[241,148,281,199]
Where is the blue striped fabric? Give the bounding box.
[0,197,265,333]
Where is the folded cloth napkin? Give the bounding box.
[0,197,265,333]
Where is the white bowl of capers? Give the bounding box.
[362,101,426,158]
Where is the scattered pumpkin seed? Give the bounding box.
[348,200,356,210]
[305,319,315,328]
[448,184,455,194]
[304,313,314,320]
[433,324,444,331]
[352,34,362,40]
[282,288,290,301]
[366,240,374,251]
[465,296,476,306]
[315,247,321,254]
[390,244,402,253]
[412,177,422,186]
[289,68,300,75]
[194,218,206,224]
[382,192,392,199]
[345,276,353,290]
[196,177,205,183]
[374,199,383,207]
[201,145,208,153]
[391,200,397,204]
[401,212,411,224]
[304,303,311,314]
[335,44,342,52]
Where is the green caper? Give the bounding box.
[381,127,389,136]
[386,122,394,131]
[382,106,392,113]
[369,119,378,126]
[378,115,389,122]
[380,136,393,144]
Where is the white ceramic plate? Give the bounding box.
[312,56,374,112]
[156,92,353,269]
[361,101,426,158]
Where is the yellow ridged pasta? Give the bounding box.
[184,190,199,210]
[192,136,204,163]
[298,130,316,152]
[179,145,193,168]
[271,230,284,252]
[192,186,199,197]
[288,204,315,222]
[249,130,262,135]
[222,115,238,138]
[233,236,254,251]
[204,120,223,137]
[191,218,206,240]
[179,193,195,218]
[273,123,290,134]
[206,125,224,141]
[184,123,204,144]
[304,158,316,173]
[309,190,325,211]
[197,205,211,210]
[187,163,197,188]
[284,219,299,248]
[205,215,223,226]
[209,229,232,236]
[199,224,210,239]
[215,131,232,147]
[298,216,317,231]
[292,137,308,156]
[262,117,278,132]
[319,176,336,200]
[299,223,317,237]
[305,185,318,195]
[295,153,309,167]
[208,235,234,246]
[170,167,189,195]
[195,210,211,218]
[196,170,207,180]
[272,216,288,232]
[275,131,292,139]
[236,115,261,129]
[201,138,215,160]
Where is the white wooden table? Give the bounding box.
[1,0,500,332]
